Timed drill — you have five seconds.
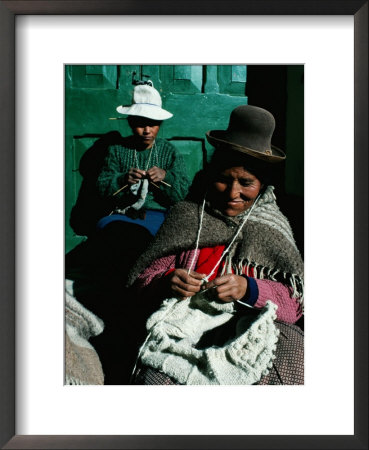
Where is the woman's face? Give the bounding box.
[129,116,161,149]
[210,166,263,216]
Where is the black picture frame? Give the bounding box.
[0,1,367,449]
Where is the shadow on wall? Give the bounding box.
[69,130,124,237]
[246,65,304,257]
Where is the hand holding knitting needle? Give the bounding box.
[127,168,147,185]
[201,274,248,303]
[167,269,206,300]
[112,167,171,196]
[146,166,168,184]
[112,168,147,196]
[143,166,170,189]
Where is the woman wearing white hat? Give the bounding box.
[96,81,190,237]
[65,82,191,384]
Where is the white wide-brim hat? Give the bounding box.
[116,83,173,121]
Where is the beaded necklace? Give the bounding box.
[133,140,158,171]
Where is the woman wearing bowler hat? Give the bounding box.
[127,105,304,385]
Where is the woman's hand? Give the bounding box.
[127,168,146,185]
[167,269,206,300]
[146,166,166,183]
[202,274,247,303]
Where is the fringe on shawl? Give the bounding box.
[221,255,304,308]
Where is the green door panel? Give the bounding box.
[117,64,141,103]
[162,65,203,93]
[65,64,248,252]
[65,89,123,135]
[162,93,247,137]
[204,65,220,93]
[218,65,248,95]
[168,140,204,180]
[67,65,118,89]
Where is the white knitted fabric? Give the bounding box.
[139,293,280,385]
[115,178,149,214]
[65,280,104,349]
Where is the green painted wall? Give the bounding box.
[65,65,249,253]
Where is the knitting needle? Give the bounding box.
[112,184,128,196]
[110,181,164,215]
[112,180,170,195]
[145,180,172,188]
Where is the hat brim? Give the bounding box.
[206,131,286,163]
[116,104,173,121]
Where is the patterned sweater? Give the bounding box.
[96,137,190,211]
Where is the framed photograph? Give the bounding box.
[1,1,367,449]
[64,62,305,388]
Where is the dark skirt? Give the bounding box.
[133,321,304,385]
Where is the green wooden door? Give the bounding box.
[65,65,248,253]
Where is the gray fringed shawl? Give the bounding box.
[127,186,303,301]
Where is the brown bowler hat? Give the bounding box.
[206,105,286,163]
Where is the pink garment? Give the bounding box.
[133,249,302,324]
[254,278,302,323]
